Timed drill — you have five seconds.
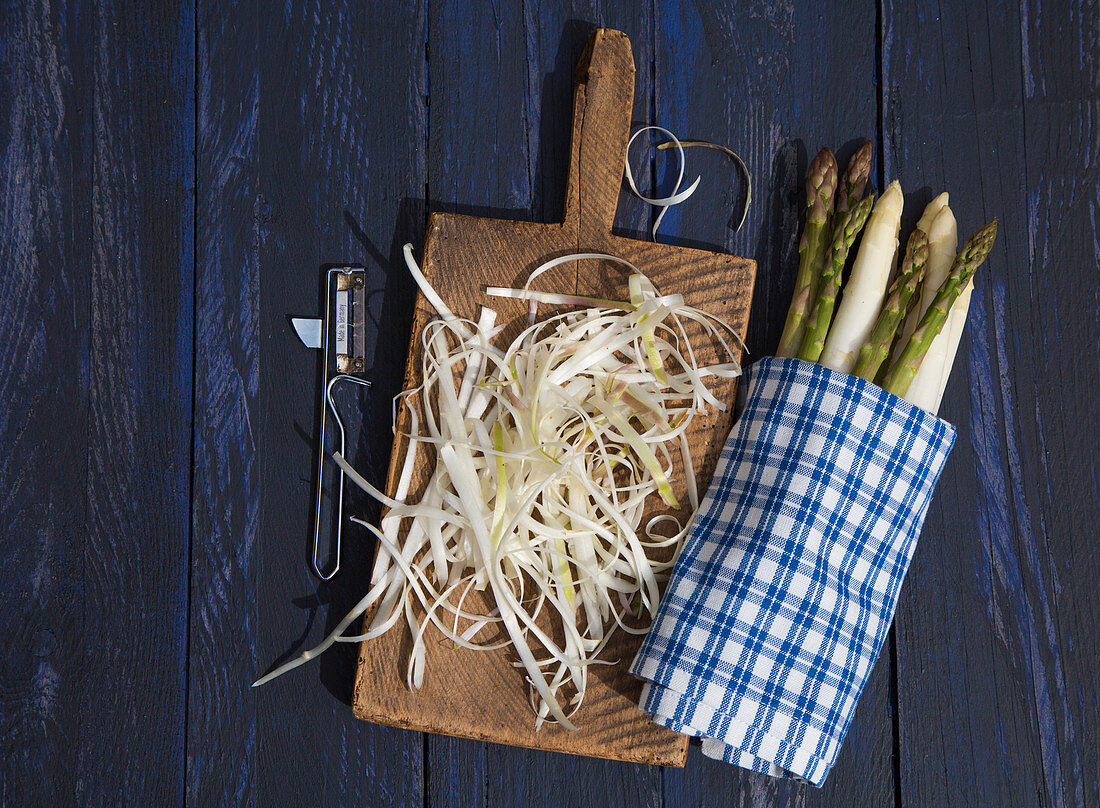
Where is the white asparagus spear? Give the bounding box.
[917,191,949,233]
[898,194,956,348]
[902,204,960,410]
[819,181,904,373]
[930,278,975,412]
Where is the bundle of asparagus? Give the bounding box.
[776,143,997,414]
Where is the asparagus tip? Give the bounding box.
[808,148,839,201]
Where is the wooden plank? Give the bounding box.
[353,28,754,767]
[883,1,1042,805]
[0,1,193,804]
[477,6,664,808]
[420,0,531,800]
[189,1,425,804]
[0,5,89,802]
[885,0,1100,805]
[1018,6,1100,805]
[489,748,662,808]
[652,2,893,804]
[428,735,485,808]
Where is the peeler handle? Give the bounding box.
[313,373,370,579]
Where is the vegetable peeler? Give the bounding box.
[291,267,371,580]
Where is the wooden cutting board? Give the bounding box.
[352,28,755,766]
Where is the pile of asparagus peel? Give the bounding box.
[776,142,997,414]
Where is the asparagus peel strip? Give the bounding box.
[776,148,838,357]
[798,194,875,362]
[883,219,998,399]
[853,228,929,381]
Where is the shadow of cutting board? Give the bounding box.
[353,28,755,766]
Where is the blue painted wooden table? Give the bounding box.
[2,2,1097,806]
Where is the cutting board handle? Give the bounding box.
[562,29,635,237]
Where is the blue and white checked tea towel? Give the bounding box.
[631,356,956,786]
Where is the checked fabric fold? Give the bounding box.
[631,357,956,785]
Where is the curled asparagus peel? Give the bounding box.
[799,194,875,362]
[655,140,753,233]
[882,219,998,398]
[853,227,929,381]
[776,148,838,357]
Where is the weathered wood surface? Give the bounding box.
[352,28,755,767]
[2,1,1098,806]
[0,1,194,805]
[884,1,1100,807]
[188,2,425,806]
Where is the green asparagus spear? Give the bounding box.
[881,219,998,398]
[777,149,839,357]
[835,140,872,216]
[852,228,930,380]
[798,194,875,362]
